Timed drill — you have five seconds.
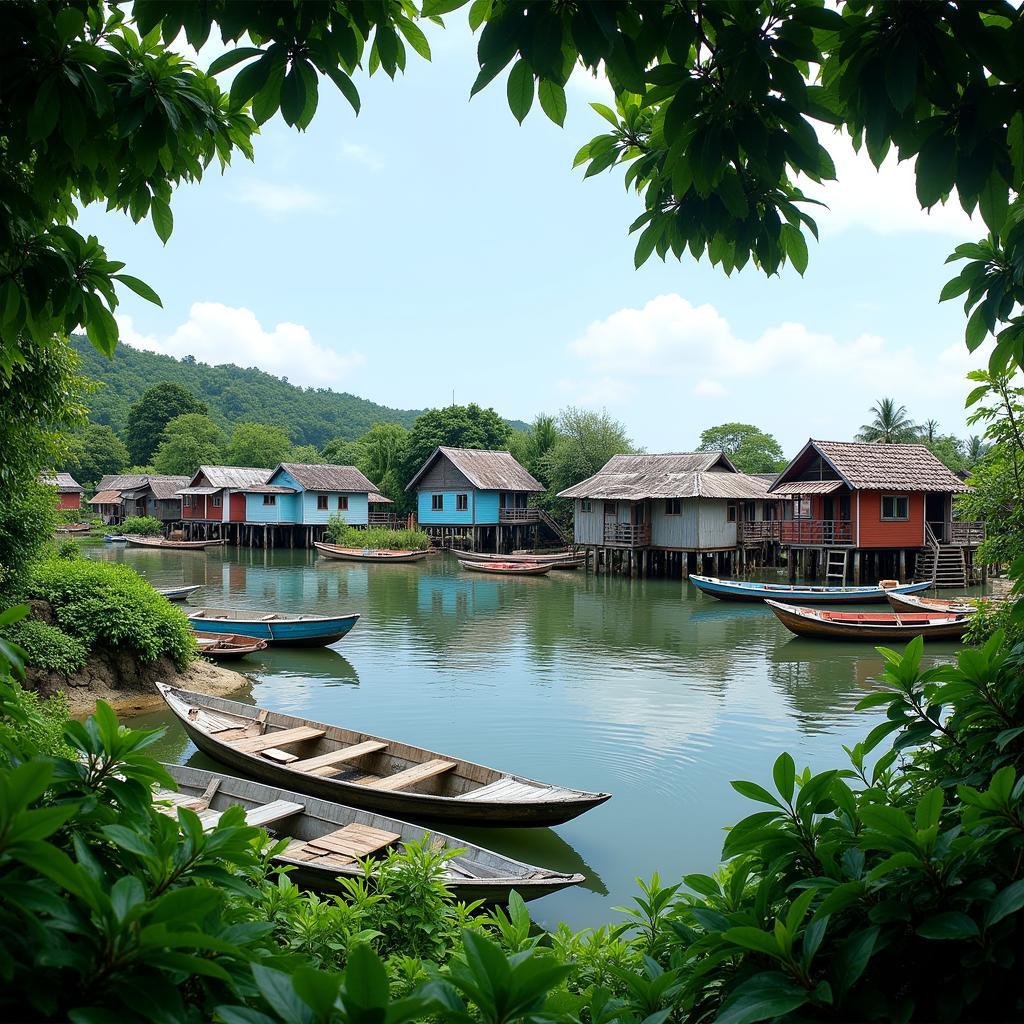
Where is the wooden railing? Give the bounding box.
[950,520,985,546]
[738,519,854,546]
[604,522,651,547]
[368,512,402,527]
[499,508,541,522]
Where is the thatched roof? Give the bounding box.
[405,447,544,493]
[40,472,84,493]
[192,466,272,489]
[275,463,380,493]
[557,452,767,500]
[770,440,970,494]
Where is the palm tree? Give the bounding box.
[920,418,940,443]
[856,398,917,444]
[966,435,987,465]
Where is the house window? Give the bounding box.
[337,495,348,511]
[794,499,812,519]
[183,495,193,508]
[263,494,276,506]
[431,494,443,511]
[665,498,681,516]
[881,494,909,520]
[456,494,468,511]
[604,501,617,517]
[317,495,328,511]
[212,495,222,508]
[744,501,756,521]
[727,503,737,523]
[581,499,592,513]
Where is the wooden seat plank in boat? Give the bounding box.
[200,798,304,831]
[457,777,561,802]
[307,823,401,858]
[361,758,457,791]
[291,740,388,776]
[230,726,325,754]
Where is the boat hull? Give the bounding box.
[158,685,609,827]
[56,524,92,534]
[186,610,359,647]
[126,536,226,550]
[104,535,128,542]
[458,560,552,576]
[690,574,934,604]
[193,631,268,659]
[766,600,969,640]
[314,542,429,563]
[162,764,583,903]
[454,549,578,566]
[886,592,978,614]
[158,584,203,602]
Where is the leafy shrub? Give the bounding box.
[121,515,164,537]
[55,507,98,526]
[29,559,196,668]
[0,480,58,601]
[56,539,79,559]
[2,619,88,675]
[327,520,430,551]
[964,595,1024,649]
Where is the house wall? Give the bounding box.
[572,499,604,545]
[58,493,81,510]
[417,489,476,525]
[650,498,700,548]
[245,493,301,523]
[475,490,500,524]
[697,499,738,549]
[302,490,369,526]
[417,457,474,491]
[229,492,247,522]
[857,491,924,548]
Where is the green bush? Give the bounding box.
[2,619,88,675]
[121,515,164,537]
[964,595,1024,649]
[29,559,196,668]
[56,539,79,559]
[0,480,58,601]
[326,520,430,551]
[55,507,98,526]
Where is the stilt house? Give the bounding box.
[88,474,188,524]
[558,452,773,577]
[761,439,984,586]
[406,446,560,551]
[40,472,84,510]
[178,466,272,529]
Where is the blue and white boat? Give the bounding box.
[104,534,128,542]
[689,575,934,605]
[187,608,360,647]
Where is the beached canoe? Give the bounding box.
[314,542,429,564]
[766,600,970,640]
[158,763,584,903]
[193,631,268,659]
[157,684,610,827]
[458,560,552,577]
[157,584,203,602]
[690,575,934,604]
[125,536,226,550]
[454,549,581,567]
[55,523,92,534]
[885,592,980,615]
[104,534,128,542]
[186,608,360,647]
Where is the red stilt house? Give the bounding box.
[177,466,272,529]
[41,473,84,510]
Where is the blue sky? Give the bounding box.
[78,18,989,454]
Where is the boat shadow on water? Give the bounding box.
[247,647,361,687]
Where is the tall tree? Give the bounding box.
[125,383,206,465]
[920,419,941,444]
[152,413,224,477]
[225,423,292,469]
[403,404,511,482]
[856,399,918,444]
[358,423,410,501]
[697,422,786,473]
[541,407,635,496]
[60,423,130,486]
[289,444,325,465]
[321,437,368,467]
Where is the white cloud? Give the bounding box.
[341,142,384,170]
[566,64,615,104]
[117,303,365,389]
[234,179,326,214]
[693,379,728,398]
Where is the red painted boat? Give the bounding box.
[766,600,970,641]
[457,559,551,577]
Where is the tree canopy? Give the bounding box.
[697,422,786,473]
[125,383,207,466]
[541,407,636,497]
[225,422,293,469]
[402,403,512,483]
[152,413,225,476]
[855,398,918,444]
[59,422,130,487]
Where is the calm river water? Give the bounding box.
[84,542,968,931]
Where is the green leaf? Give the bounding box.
[506,59,534,124]
[917,912,979,940]
[633,220,661,269]
[716,972,809,1024]
[29,77,60,142]
[731,779,784,808]
[230,53,277,108]
[965,304,989,352]
[343,943,389,1009]
[280,63,307,127]
[208,47,265,77]
[978,170,1010,235]
[915,133,955,208]
[111,274,162,307]
[938,272,973,302]
[914,788,943,831]
[150,196,173,244]
[781,223,808,274]
[55,7,86,43]
[722,927,782,959]
[292,967,342,1018]
[396,17,431,61]
[591,103,620,128]
[985,879,1024,928]
[252,965,315,1024]
[772,752,795,803]
[538,80,567,127]
[323,65,360,115]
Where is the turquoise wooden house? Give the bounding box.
[240,462,385,547]
[406,446,559,552]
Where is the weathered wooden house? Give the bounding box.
[406,446,561,551]
[760,439,983,586]
[88,474,188,525]
[558,452,773,576]
[178,466,272,540]
[41,472,84,510]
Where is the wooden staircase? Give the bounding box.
[538,508,570,546]
[918,541,967,589]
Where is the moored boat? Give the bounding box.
[885,592,980,615]
[690,574,934,604]
[766,600,970,640]
[55,523,92,534]
[157,684,610,827]
[457,559,552,576]
[314,542,429,564]
[125,536,226,550]
[454,549,581,567]
[187,608,360,646]
[193,630,268,659]
[159,763,584,903]
[104,534,128,542]
[157,583,203,602]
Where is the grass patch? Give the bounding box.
[327,521,430,551]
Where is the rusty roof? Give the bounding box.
[96,474,150,492]
[771,479,845,495]
[406,446,544,492]
[368,492,393,504]
[557,452,763,500]
[770,440,970,493]
[192,466,272,489]
[88,490,122,504]
[274,463,380,492]
[143,476,191,500]
[40,472,84,493]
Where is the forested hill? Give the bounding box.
[70,335,425,446]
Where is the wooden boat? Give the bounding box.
[157,684,610,827]
[457,560,552,577]
[125,536,226,550]
[187,608,359,647]
[193,630,268,659]
[157,583,203,602]
[158,763,584,903]
[886,591,980,615]
[454,549,580,567]
[314,542,429,564]
[766,600,970,641]
[690,574,934,604]
[104,534,128,542]
[55,523,92,534]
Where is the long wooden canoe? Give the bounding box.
[125,536,226,550]
[159,763,584,903]
[55,523,92,534]
[157,584,203,602]
[157,684,610,827]
[454,549,580,566]
[187,608,359,647]
[885,592,980,614]
[314,542,429,564]
[690,574,934,604]
[766,600,970,640]
[458,560,552,576]
[193,631,268,659]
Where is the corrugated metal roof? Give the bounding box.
[145,476,191,500]
[194,465,272,489]
[244,485,298,494]
[88,490,122,504]
[406,447,544,492]
[771,440,970,493]
[40,472,84,493]
[557,452,756,500]
[276,463,380,492]
[177,486,220,495]
[771,480,845,495]
[96,474,150,492]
